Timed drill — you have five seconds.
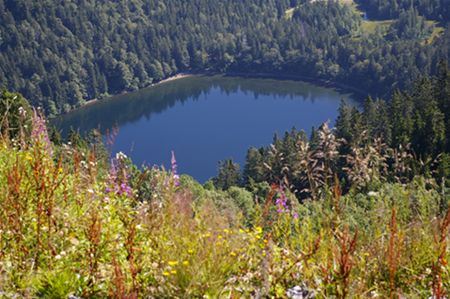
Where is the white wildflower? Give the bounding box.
[116,151,127,160]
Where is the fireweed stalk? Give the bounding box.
[106,153,133,198]
[275,184,288,214]
[171,150,180,187]
[31,109,52,156]
[275,183,299,219]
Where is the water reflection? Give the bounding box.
[54,75,355,182]
[54,75,352,136]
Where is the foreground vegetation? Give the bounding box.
[1,69,449,298]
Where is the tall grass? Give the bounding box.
[0,114,449,298]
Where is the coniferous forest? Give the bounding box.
[0,0,450,298]
[0,0,449,114]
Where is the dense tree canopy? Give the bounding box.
[240,66,450,199]
[0,0,448,115]
[356,0,450,21]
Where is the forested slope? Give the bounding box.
[0,0,448,114]
[236,64,450,201]
[356,0,449,21]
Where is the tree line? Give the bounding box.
[214,61,450,199]
[356,0,450,21]
[0,0,448,115]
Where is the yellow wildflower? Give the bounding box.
[170,270,177,274]
[223,229,230,234]
[255,226,263,233]
[182,260,189,266]
[218,235,223,239]
[168,261,178,266]
[163,271,170,276]
[230,251,237,257]
[188,249,194,254]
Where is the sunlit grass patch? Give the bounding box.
[285,7,295,20]
[361,19,394,34]
[425,21,445,44]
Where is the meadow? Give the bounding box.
[0,111,448,298]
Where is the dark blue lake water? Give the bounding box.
[55,75,356,182]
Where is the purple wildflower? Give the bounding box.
[171,151,180,187]
[119,182,133,197]
[105,156,133,198]
[275,197,288,213]
[31,109,52,156]
[275,183,289,213]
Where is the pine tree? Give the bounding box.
[434,60,450,151]
[390,90,413,149]
[335,99,354,144]
[243,148,265,186]
[411,78,446,157]
[214,159,241,190]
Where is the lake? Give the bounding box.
[55,75,356,182]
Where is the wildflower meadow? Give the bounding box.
[0,109,449,298]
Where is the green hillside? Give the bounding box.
[0,0,448,115]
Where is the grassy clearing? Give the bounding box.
[361,19,394,34]
[356,19,443,43]
[285,7,295,20]
[426,20,445,44]
[285,0,443,44]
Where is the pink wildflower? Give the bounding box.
[31,109,52,156]
[275,183,289,213]
[171,150,180,187]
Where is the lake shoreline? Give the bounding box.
[220,71,367,100]
[80,73,196,108]
[65,70,366,116]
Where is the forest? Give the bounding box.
[357,0,449,21]
[0,0,448,115]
